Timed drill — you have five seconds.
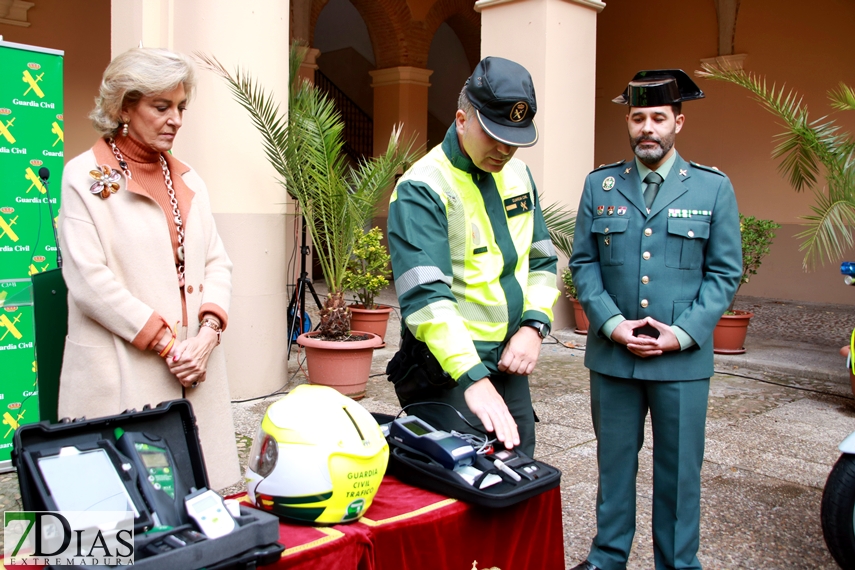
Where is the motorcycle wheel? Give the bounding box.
[822,453,855,568]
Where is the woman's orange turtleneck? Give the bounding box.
[113,135,212,350]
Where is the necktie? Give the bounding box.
[644,171,663,211]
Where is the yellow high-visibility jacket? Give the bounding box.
[388,126,559,390]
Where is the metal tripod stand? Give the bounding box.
[286,215,323,359]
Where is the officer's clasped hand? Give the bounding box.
[614,317,680,358]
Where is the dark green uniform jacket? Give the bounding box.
[569,153,742,381]
[388,125,559,390]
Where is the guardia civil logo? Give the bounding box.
[51,120,63,147]
[0,110,15,144]
[22,63,45,99]
[3,406,25,441]
[0,209,19,243]
[24,166,47,195]
[0,307,23,342]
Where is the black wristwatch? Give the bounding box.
[521,320,550,339]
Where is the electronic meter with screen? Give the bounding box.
[115,429,187,527]
[389,416,476,470]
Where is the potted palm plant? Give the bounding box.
[696,64,855,269]
[343,226,394,346]
[542,199,581,332]
[713,214,781,354]
[201,46,414,398]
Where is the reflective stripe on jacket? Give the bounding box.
[388,126,559,389]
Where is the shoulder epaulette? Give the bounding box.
[591,159,626,173]
[690,161,726,176]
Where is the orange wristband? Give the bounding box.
[159,336,175,358]
[157,320,178,358]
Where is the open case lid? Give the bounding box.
[12,399,208,517]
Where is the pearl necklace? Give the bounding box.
[108,138,186,284]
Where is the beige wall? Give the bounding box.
[0,0,111,160]
[595,0,855,304]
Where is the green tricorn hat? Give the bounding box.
[612,69,704,106]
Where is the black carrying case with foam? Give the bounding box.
[374,413,561,508]
[12,399,283,570]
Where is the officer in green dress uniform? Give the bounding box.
[568,70,742,570]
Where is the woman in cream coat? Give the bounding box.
[58,48,239,490]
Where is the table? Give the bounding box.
[237,474,565,570]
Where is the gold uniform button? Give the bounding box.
[604,228,610,234]
[187,285,194,293]
[688,230,695,237]
[641,276,649,284]
[640,299,649,308]
[642,251,651,260]
[644,228,652,236]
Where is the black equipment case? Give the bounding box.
[374,413,561,508]
[12,399,283,570]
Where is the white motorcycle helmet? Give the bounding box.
[245,385,389,524]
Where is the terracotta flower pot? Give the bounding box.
[297,331,382,400]
[570,298,589,335]
[348,304,394,347]
[713,310,754,354]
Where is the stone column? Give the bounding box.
[297,47,321,85]
[368,66,433,221]
[476,0,605,328]
[110,0,292,399]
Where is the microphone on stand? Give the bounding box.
[38,167,62,268]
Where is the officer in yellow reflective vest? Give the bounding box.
[387,57,559,456]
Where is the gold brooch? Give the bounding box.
[89,165,121,199]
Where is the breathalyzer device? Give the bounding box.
[115,428,186,527]
[390,416,476,470]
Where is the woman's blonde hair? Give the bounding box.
[90,48,197,137]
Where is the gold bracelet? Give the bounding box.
[200,317,222,345]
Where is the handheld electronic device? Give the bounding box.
[115,429,186,527]
[184,488,236,539]
[390,416,476,470]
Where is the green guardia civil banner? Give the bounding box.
[0,41,64,468]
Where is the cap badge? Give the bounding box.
[597,205,604,216]
[617,206,627,216]
[607,206,615,216]
[602,176,615,191]
[510,102,529,123]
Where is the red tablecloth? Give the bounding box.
[235,474,565,570]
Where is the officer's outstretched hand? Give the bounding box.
[498,326,542,376]
[464,378,520,450]
[615,317,680,358]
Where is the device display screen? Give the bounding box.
[37,447,139,516]
[190,494,219,513]
[140,450,169,469]
[402,419,432,436]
